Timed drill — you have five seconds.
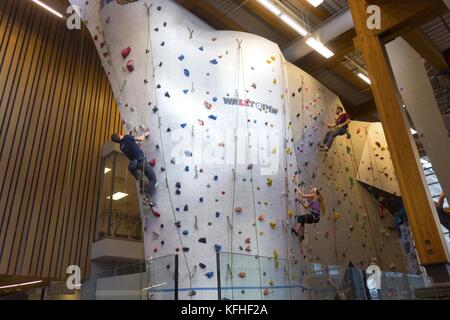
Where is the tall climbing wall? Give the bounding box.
[71,0,419,300]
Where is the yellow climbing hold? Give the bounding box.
[274,250,279,269]
[269,221,277,229]
[288,210,294,218]
[269,280,274,286]
[333,212,341,222]
[266,178,273,187]
[271,147,277,154]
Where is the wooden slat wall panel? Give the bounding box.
[0,0,123,280]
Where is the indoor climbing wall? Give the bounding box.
[284,64,418,278]
[71,0,419,300]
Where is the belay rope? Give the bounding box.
[143,1,194,296]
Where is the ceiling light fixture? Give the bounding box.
[256,0,309,37]
[280,14,309,36]
[31,0,64,18]
[256,0,281,16]
[107,192,129,201]
[0,280,43,290]
[357,72,372,85]
[306,37,334,59]
[307,0,324,7]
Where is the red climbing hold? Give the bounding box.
[121,46,131,59]
[149,159,156,167]
[126,60,134,72]
[151,207,161,218]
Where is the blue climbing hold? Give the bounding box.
[180,123,187,128]
[183,230,189,236]
[165,92,170,98]
[208,115,217,120]
[185,151,193,157]
[183,89,189,94]
[185,166,189,172]
[213,97,218,102]
[199,46,204,51]
[214,244,222,252]
[216,212,220,218]
[178,55,185,61]
[199,197,203,202]
[205,272,214,279]
[184,69,190,77]
[214,175,218,181]
[210,59,218,65]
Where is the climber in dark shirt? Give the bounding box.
[111,132,159,216]
[319,105,351,152]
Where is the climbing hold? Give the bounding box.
[175,182,181,189]
[205,272,214,279]
[269,221,277,229]
[180,123,187,128]
[210,59,218,64]
[238,272,246,279]
[208,115,217,120]
[247,164,253,170]
[235,207,243,214]
[258,215,265,222]
[204,101,212,110]
[214,244,222,252]
[178,55,185,61]
[149,159,156,167]
[184,205,189,212]
[126,60,134,72]
[184,69,190,77]
[183,230,189,236]
[121,46,131,59]
[175,221,181,228]
[183,247,190,252]
[198,238,206,244]
[216,212,220,218]
[266,178,273,187]
[263,288,270,296]
[199,263,206,269]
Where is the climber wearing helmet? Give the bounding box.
[319,105,351,152]
[292,186,324,241]
[111,131,159,216]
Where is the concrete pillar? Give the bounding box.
[386,37,450,202]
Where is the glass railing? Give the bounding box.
[217,252,432,300]
[80,255,178,300]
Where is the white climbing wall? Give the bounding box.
[71,0,420,300]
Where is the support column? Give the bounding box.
[385,37,450,201]
[348,0,450,282]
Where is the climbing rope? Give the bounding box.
[347,129,383,266]
[237,39,265,300]
[143,1,193,295]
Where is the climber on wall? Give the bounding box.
[111,131,160,217]
[291,186,324,241]
[319,105,351,152]
[435,192,450,231]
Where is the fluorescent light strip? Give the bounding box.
[104,167,112,174]
[357,72,371,85]
[256,0,281,16]
[306,37,334,59]
[0,280,43,290]
[107,192,129,201]
[256,0,309,37]
[280,14,309,36]
[32,0,63,18]
[307,0,324,7]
